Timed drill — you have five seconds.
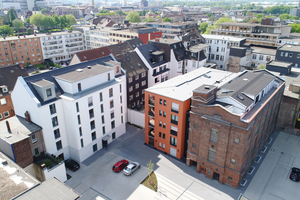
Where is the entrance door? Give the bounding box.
[170,147,177,157]
[213,172,220,181]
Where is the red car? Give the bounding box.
[112,159,129,172]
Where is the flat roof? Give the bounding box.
[251,46,277,56]
[0,116,42,144]
[202,34,245,42]
[150,38,181,45]
[54,64,112,83]
[146,68,238,101]
[280,68,300,98]
[0,31,82,42]
[268,60,292,68]
[32,79,54,87]
[189,44,209,53]
[278,44,300,52]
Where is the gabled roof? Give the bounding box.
[108,38,144,60]
[0,64,29,97]
[152,39,186,61]
[23,56,115,106]
[136,43,169,68]
[120,52,148,78]
[74,47,112,62]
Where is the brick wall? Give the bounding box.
[12,138,33,168]
[0,94,15,121]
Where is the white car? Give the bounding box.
[123,162,140,175]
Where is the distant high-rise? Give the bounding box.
[120,0,126,6]
[141,0,148,8]
[92,0,94,6]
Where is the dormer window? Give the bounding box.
[46,88,52,97]
[159,56,163,62]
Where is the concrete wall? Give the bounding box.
[43,161,67,182]
[127,109,145,128]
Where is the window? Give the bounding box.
[208,148,216,162]
[297,54,300,59]
[170,137,177,147]
[110,100,114,108]
[101,104,104,113]
[77,115,81,124]
[289,53,293,57]
[136,92,139,97]
[79,127,82,136]
[121,116,123,123]
[93,144,97,152]
[76,102,79,112]
[90,120,95,130]
[142,72,146,78]
[91,132,96,141]
[121,106,123,114]
[88,97,93,107]
[228,177,232,181]
[102,126,106,134]
[54,129,60,139]
[163,112,166,117]
[46,88,52,97]
[135,74,139,81]
[128,77,133,83]
[0,98,6,105]
[99,92,103,101]
[120,96,122,103]
[49,104,56,114]
[0,113,3,120]
[109,88,113,97]
[285,52,288,57]
[34,148,39,156]
[159,142,161,147]
[119,84,122,92]
[216,47,219,52]
[210,128,218,143]
[163,133,165,139]
[142,80,146,86]
[259,55,263,60]
[135,83,139,89]
[31,134,37,143]
[129,95,133,101]
[111,120,115,129]
[3,111,9,118]
[164,100,166,106]
[163,123,166,128]
[160,99,162,104]
[171,102,179,113]
[252,54,257,59]
[112,132,116,139]
[159,132,162,137]
[102,115,105,124]
[111,111,114,119]
[163,144,165,149]
[216,55,219,60]
[89,109,94,118]
[129,86,133,92]
[78,83,81,92]
[170,126,178,136]
[81,139,84,147]
[211,54,214,60]
[52,116,58,127]
[280,52,284,56]
[107,73,110,81]
[159,121,162,127]
[171,114,178,125]
[56,140,62,150]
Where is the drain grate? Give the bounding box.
[267,138,272,144]
[261,146,267,153]
[255,155,262,163]
[240,179,247,186]
[247,166,255,175]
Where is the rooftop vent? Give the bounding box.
[87,66,91,69]
[243,78,248,81]
[2,160,8,166]
[76,69,83,72]
[204,86,210,89]
[237,94,244,100]
[203,73,211,78]
[287,45,292,48]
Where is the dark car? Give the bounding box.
[112,159,129,172]
[290,167,300,182]
[65,159,80,171]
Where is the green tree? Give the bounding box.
[289,23,300,33]
[199,22,208,33]
[126,11,141,22]
[204,17,234,34]
[147,160,154,175]
[66,14,76,26]
[162,17,172,22]
[206,13,213,17]
[27,28,31,34]
[42,16,54,29]
[12,19,24,32]
[7,9,17,26]
[116,10,125,15]
[208,16,215,21]
[52,14,60,28]
[25,18,30,23]
[69,26,74,31]
[144,17,156,22]
[0,25,13,35]
[30,13,44,29]
[41,8,47,14]
[59,15,67,29]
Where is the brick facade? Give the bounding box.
[12,138,34,168]
[0,94,14,121]
[186,78,285,188]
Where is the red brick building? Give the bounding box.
[186,70,285,188]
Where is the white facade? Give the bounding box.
[120,0,126,6]
[84,28,110,50]
[185,58,207,74]
[40,31,84,63]
[251,53,275,68]
[203,35,245,70]
[11,62,127,163]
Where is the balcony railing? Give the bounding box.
[149,119,155,128]
[149,98,155,106]
[149,129,154,138]
[171,119,178,125]
[148,110,155,117]
[171,108,179,114]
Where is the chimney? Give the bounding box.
[25,111,31,122]
[23,34,26,38]
[19,63,24,69]
[18,35,20,38]
[6,120,11,133]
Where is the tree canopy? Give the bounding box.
[263,5,294,15]
[126,11,141,23]
[30,13,76,30]
[0,25,13,35]
[144,17,156,22]
[12,19,24,32]
[7,9,17,26]
[162,17,172,22]
[199,22,209,33]
[204,17,234,34]
[289,23,300,33]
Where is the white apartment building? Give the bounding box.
[11,56,127,163]
[135,43,170,87]
[84,27,110,49]
[40,31,84,63]
[203,35,246,70]
[250,46,276,68]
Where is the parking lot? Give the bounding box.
[244,131,300,200]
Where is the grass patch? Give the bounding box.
[32,70,40,74]
[35,64,46,70]
[141,171,158,192]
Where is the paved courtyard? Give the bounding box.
[65,124,244,200]
[244,131,300,200]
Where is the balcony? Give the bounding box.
[171,119,178,125]
[148,109,155,117]
[149,128,154,138]
[149,118,155,128]
[149,98,155,106]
